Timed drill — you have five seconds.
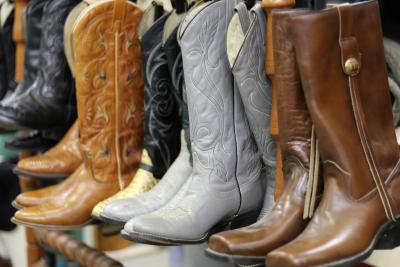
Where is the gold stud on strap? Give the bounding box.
[344,57,360,76]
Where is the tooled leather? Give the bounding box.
[0,0,46,106]
[17,121,82,174]
[231,5,276,170]
[13,1,144,228]
[74,1,143,184]
[267,2,400,266]
[164,23,191,157]
[0,0,78,129]
[180,0,260,190]
[141,14,181,179]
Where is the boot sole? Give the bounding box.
[11,200,24,210]
[11,217,98,231]
[97,213,126,225]
[120,210,260,246]
[13,167,70,180]
[100,224,124,236]
[204,248,265,265]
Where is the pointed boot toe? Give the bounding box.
[13,205,59,227]
[123,214,180,244]
[100,198,146,224]
[14,191,48,208]
[124,215,172,235]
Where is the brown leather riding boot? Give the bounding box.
[267,2,400,267]
[206,9,319,266]
[14,121,81,180]
[12,0,144,230]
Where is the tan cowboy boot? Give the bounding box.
[14,121,81,180]
[12,0,144,230]
[11,1,97,210]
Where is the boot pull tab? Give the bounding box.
[337,3,361,77]
[112,0,127,32]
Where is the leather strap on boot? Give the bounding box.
[337,3,396,221]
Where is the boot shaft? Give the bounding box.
[272,9,312,168]
[35,0,79,101]
[73,0,144,184]
[22,0,46,87]
[228,3,276,170]
[0,0,47,104]
[140,13,181,179]
[178,0,261,190]
[0,1,15,96]
[290,1,399,216]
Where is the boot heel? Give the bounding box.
[376,221,400,250]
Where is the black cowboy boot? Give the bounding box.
[0,0,48,107]
[0,1,16,101]
[0,0,79,130]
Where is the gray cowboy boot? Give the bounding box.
[227,2,276,218]
[98,8,192,224]
[122,0,264,245]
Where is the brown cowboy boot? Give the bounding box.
[267,2,400,267]
[12,0,144,230]
[14,121,81,180]
[206,8,320,265]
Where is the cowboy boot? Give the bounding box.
[91,11,181,219]
[11,0,162,212]
[267,2,400,267]
[12,0,144,230]
[0,0,78,130]
[0,0,47,106]
[0,1,16,100]
[4,130,58,152]
[206,8,317,265]
[12,164,80,210]
[13,121,81,180]
[97,8,191,224]
[227,2,276,218]
[122,0,264,245]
